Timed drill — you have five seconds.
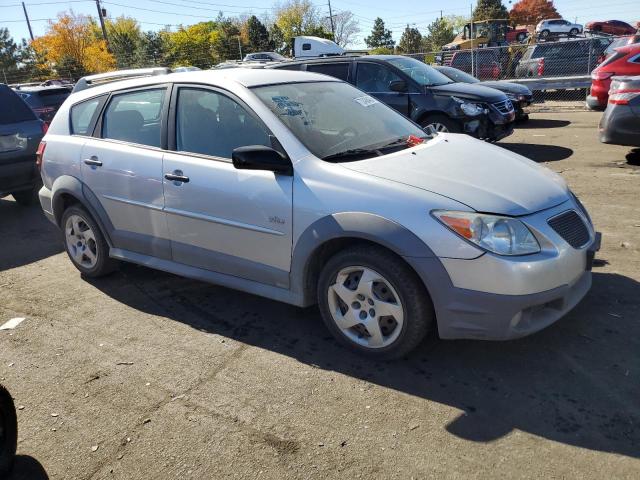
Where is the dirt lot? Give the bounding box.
[1,111,639,479]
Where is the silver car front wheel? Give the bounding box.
[328,266,405,349]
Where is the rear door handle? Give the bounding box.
[83,156,102,167]
[164,170,190,183]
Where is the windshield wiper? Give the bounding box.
[322,148,381,162]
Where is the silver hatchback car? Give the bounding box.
[38,69,600,358]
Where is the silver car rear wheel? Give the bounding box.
[65,214,98,269]
[327,266,405,349]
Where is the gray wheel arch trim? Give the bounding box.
[50,175,114,247]
[291,212,436,306]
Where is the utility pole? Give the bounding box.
[327,0,335,41]
[22,2,34,41]
[237,36,242,59]
[95,0,110,51]
[470,3,475,78]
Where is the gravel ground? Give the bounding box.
[1,111,639,479]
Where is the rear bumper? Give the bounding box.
[599,106,640,147]
[586,94,606,110]
[0,158,39,196]
[38,185,56,225]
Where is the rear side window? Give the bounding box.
[306,62,350,81]
[355,63,402,92]
[0,85,36,124]
[71,97,103,135]
[38,89,71,107]
[102,88,165,147]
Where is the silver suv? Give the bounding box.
[536,19,583,37]
[38,69,600,358]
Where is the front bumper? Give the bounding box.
[405,200,600,341]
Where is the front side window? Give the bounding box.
[253,81,426,161]
[355,63,402,93]
[175,87,271,159]
[385,57,453,86]
[102,88,165,147]
[71,97,102,135]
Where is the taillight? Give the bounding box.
[537,58,545,76]
[36,141,46,171]
[608,89,640,105]
[592,70,614,81]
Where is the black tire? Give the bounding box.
[60,205,118,277]
[516,32,527,42]
[11,186,39,206]
[317,245,434,359]
[420,114,461,134]
[540,29,550,38]
[0,384,17,478]
[569,28,579,36]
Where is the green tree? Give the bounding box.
[137,30,169,67]
[398,25,422,53]
[274,0,329,46]
[365,17,394,49]
[473,0,509,21]
[0,28,19,77]
[166,21,218,68]
[268,23,287,54]
[211,17,242,61]
[422,17,455,52]
[105,16,142,69]
[246,15,270,52]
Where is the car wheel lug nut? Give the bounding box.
[359,311,367,320]
[368,298,374,306]
[369,309,376,317]
[357,294,365,301]
[352,301,361,309]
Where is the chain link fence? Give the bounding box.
[2,34,634,111]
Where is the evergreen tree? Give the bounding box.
[473,0,509,21]
[0,28,19,75]
[398,25,422,53]
[268,24,287,54]
[422,18,455,52]
[365,17,394,49]
[246,15,270,52]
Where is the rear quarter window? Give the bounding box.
[305,62,350,81]
[0,85,37,124]
[70,97,104,135]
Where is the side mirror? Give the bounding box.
[232,145,293,176]
[389,80,408,93]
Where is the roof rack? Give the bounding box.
[72,67,171,93]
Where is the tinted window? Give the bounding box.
[355,62,402,92]
[306,62,350,81]
[103,88,165,147]
[176,87,271,159]
[0,85,36,124]
[71,97,102,135]
[37,89,71,107]
[302,43,311,51]
[385,57,453,86]
[436,66,479,83]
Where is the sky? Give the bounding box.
[0,0,638,49]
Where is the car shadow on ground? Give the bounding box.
[519,119,571,129]
[8,455,49,480]
[500,143,574,162]
[87,265,640,459]
[0,198,62,272]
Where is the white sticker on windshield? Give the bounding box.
[354,95,378,107]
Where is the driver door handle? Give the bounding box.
[83,156,102,167]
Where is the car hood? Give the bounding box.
[340,134,569,216]
[479,81,532,96]
[430,82,506,103]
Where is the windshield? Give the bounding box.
[385,57,453,86]
[437,67,479,84]
[253,81,427,161]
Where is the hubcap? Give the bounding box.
[327,266,404,349]
[426,123,449,133]
[65,214,98,269]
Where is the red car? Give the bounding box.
[506,26,530,43]
[587,43,640,110]
[586,20,637,36]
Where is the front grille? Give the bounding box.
[548,210,590,248]
[492,99,514,114]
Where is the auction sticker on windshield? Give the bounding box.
[354,95,378,107]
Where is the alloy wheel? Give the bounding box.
[65,214,98,269]
[327,266,405,349]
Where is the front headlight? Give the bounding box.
[453,97,484,117]
[433,211,541,256]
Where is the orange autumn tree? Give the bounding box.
[31,11,115,78]
[509,0,560,26]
